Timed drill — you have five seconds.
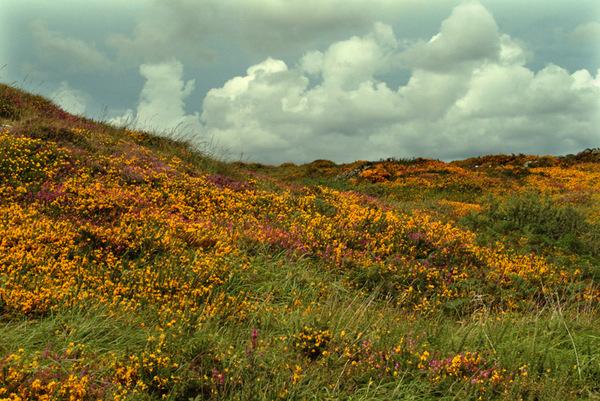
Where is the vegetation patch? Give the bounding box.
[0,83,598,400]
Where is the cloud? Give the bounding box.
[201,58,309,157]
[105,0,423,63]
[223,0,403,54]
[198,3,599,164]
[569,21,600,43]
[399,3,500,72]
[108,109,135,128]
[29,19,112,73]
[110,59,202,137]
[50,81,90,116]
[106,1,218,66]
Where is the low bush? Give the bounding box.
[466,191,599,258]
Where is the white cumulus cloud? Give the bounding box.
[108,2,598,164]
[197,3,599,164]
[110,59,202,138]
[400,3,500,72]
[50,81,90,116]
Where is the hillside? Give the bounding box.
[0,83,599,400]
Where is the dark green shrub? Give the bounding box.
[557,233,586,254]
[468,192,597,258]
[487,192,586,239]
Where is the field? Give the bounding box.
[1,83,599,400]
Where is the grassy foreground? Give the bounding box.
[0,83,599,400]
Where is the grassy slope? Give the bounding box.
[0,83,599,400]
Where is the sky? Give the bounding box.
[1,0,599,165]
